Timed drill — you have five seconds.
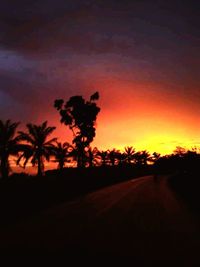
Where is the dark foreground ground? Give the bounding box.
[0,165,150,226]
[169,172,200,215]
[0,174,199,265]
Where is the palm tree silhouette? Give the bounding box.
[86,147,100,167]
[97,150,109,166]
[0,120,21,179]
[17,121,56,176]
[151,152,161,163]
[108,149,119,166]
[115,151,126,165]
[124,146,135,164]
[52,142,73,170]
[133,150,151,166]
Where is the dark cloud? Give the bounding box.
[0,0,86,53]
[0,0,199,153]
[0,0,199,56]
[0,0,199,113]
[0,69,43,110]
[0,71,57,123]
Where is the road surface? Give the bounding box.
[1,175,200,264]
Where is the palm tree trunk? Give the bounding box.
[37,155,42,176]
[77,155,82,168]
[59,160,64,170]
[102,158,106,166]
[0,155,9,179]
[77,148,85,168]
[89,156,93,167]
[111,158,115,166]
[89,160,93,167]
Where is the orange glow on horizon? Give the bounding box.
[46,79,200,156]
[2,1,199,176]
[16,78,200,157]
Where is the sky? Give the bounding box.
[0,0,200,155]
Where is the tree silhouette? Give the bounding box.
[124,146,135,164]
[108,148,120,166]
[150,152,161,164]
[115,151,126,165]
[173,146,187,157]
[153,152,161,160]
[0,120,21,179]
[17,121,56,176]
[54,92,100,168]
[52,142,73,170]
[133,150,151,166]
[85,146,100,167]
[97,150,109,166]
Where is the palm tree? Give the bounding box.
[115,151,126,165]
[0,120,21,179]
[97,150,109,166]
[52,142,73,170]
[133,150,151,166]
[17,121,56,176]
[150,152,161,164]
[108,149,119,166]
[86,147,100,167]
[124,146,135,164]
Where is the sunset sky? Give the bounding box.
[0,0,200,155]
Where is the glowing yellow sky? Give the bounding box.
[49,79,200,155]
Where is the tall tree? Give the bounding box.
[0,120,21,179]
[52,142,73,170]
[17,121,56,176]
[54,92,100,167]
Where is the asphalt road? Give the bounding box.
[1,175,200,264]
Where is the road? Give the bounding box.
[1,175,200,264]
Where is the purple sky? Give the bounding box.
[0,0,200,153]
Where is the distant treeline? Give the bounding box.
[0,118,156,177]
[0,118,200,179]
[1,93,200,226]
[1,91,200,179]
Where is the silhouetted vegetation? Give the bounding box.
[17,121,56,176]
[0,92,199,226]
[124,146,135,164]
[54,92,100,167]
[160,148,200,215]
[0,165,152,226]
[85,146,99,167]
[154,147,200,175]
[52,141,73,170]
[97,150,109,166]
[0,120,21,179]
